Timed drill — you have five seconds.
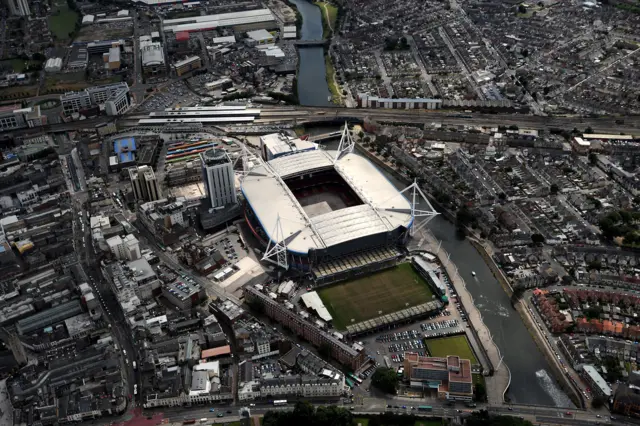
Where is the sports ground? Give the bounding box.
[425,335,478,364]
[318,263,435,330]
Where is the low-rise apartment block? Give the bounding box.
[244,285,367,370]
[404,352,474,401]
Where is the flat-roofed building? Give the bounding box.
[140,35,166,76]
[163,9,277,33]
[172,56,202,76]
[0,104,47,131]
[61,82,130,116]
[582,364,612,398]
[404,352,473,401]
[129,165,162,202]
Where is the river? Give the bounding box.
[319,134,573,406]
[289,0,333,106]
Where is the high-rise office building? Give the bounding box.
[200,148,236,208]
[129,166,162,202]
[5,0,30,16]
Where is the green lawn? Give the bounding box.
[325,55,341,105]
[318,263,435,330]
[1,59,41,73]
[49,0,79,40]
[314,1,338,38]
[353,418,369,426]
[414,421,442,426]
[426,335,478,364]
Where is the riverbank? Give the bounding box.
[413,229,511,405]
[324,53,342,105]
[314,1,337,39]
[354,138,584,405]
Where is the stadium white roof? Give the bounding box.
[241,150,413,254]
[300,291,333,322]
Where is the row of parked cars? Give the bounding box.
[376,329,421,342]
[389,339,424,353]
[421,319,459,331]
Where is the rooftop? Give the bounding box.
[241,150,412,254]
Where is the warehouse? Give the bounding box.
[163,9,277,33]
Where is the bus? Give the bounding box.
[345,378,354,389]
[418,406,432,412]
[134,384,138,395]
[348,373,363,385]
[273,400,288,406]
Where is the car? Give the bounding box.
[226,410,232,414]
[507,407,513,411]
[595,415,601,418]
[209,408,215,412]
[217,413,224,417]
[565,411,573,416]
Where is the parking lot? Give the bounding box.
[356,262,471,369]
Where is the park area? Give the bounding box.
[314,1,338,38]
[425,335,478,364]
[354,419,441,426]
[318,263,435,330]
[49,0,79,41]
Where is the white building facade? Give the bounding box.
[200,149,237,208]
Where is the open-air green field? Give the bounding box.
[314,1,338,38]
[49,0,79,40]
[425,335,478,364]
[414,421,443,426]
[318,263,435,330]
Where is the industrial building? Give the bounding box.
[172,56,202,76]
[44,57,63,73]
[162,9,277,34]
[104,47,121,70]
[87,40,124,55]
[60,82,131,116]
[404,352,474,401]
[200,149,236,208]
[129,165,162,202]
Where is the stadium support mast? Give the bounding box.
[262,214,289,270]
[400,180,439,236]
[334,121,354,163]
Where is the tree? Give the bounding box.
[588,152,598,166]
[498,192,507,201]
[587,260,602,271]
[550,183,559,195]
[531,233,545,244]
[518,4,527,13]
[475,382,487,402]
[585,126,594,134]
[591,396,606,409]
[371,367,398,394]
[358,131,364,138]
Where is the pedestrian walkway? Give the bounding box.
[415,229,511,405]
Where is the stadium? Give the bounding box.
[241,129,437,283]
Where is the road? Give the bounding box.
[132,220,241,305]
